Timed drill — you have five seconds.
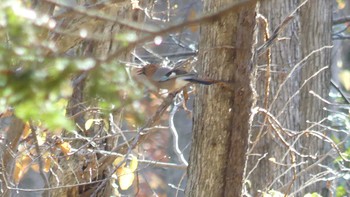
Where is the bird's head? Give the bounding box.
[136,64,158,77]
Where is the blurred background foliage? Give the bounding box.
[331,0,350,196]
[0,0,143,130]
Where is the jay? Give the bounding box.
[136,64,220,93]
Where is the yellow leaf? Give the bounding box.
[13,155,32,184]
[21,155,32,169]
[113,157,125,167]
[113,155,138,190]
[37,132,47,146]
[339,70,350,91]
[85,119,101,130]
[21,122,31,139]
[13,162,24,184]
[113,155,138,172]
[128,155,138,172]
[43,156,51,172]
[103,119,110,132]
[337,0,346,9]
[85,119,94,130]
[117,168,135,190]
[58,142,71,156]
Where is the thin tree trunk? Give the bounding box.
[185,0,257,196]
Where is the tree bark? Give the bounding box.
[185,0,257,196]
[247,0,332,196]
[0,117,25,196]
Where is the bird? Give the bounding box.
[135,64,221,93]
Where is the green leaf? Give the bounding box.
[336,185,347,197]
[304,192,322,197]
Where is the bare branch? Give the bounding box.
[257,0,310,56]
[87,93,176,181]
[102,0,258,63]
[332,34,350,40]
[331,79,350,104]
[169,99,188,166]
[45,0,157,34]
[333,15,350,25]
[138,159,187,170]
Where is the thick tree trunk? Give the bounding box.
[247,0,332,196]
[185,0,257,196]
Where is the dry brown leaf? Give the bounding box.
[43,156,51,172]
[0,108,13,118]
[13,162,24,184]
[21,122,31,139]
[113,155,138,190]
[13,155,32,184]
[30,152,51,173]
[57,141,71,156]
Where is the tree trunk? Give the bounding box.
[185,0,257,196]
[247,0,332,196]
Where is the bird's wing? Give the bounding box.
[160,69,197,81]
[152,67,172,81]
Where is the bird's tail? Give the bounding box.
[176,75,232,89]
[184,77,233,91]
[184,78,221,85]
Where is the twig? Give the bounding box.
[169,100,189,166]
[138,159,187,170]
[29,121,51,196]
[276,66,329,118]
[330,79,350,104]
[257,108,316,159]
[5,178,107,192]
[245,153,268,180]
[333,15,350,25]
[268,46,333,112]
[45,0,156,34]
[175,172,187,197]
[102,0,258,63]
[168,184,185,192]
[332,34,350,40]
[85,93,176,182]
[257,0,310,56]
